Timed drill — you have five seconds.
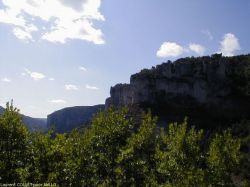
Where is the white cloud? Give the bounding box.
[156,42,184,58]
[202,30,213,40]
[189,43,206,55]
[49,78,55,81]
[24,68,45,81]
[86,84,99,90]
[30,72,45,80]
[28,105,36,109]
[1,77,11,82]
[0,0,105,44]
[13,27,33,41]
[65,84,79,90]
[79,66,87,71]
[219,33,240,56]
[49,99,66,104]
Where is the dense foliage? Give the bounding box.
[0,103,248,186]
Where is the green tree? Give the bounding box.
[116,112,158,186]
[155,119,206,187]
[206,130,241,186]
[155,119,241,187]
[27,130,76,185]
[74,107,134,186]
[0,102,30,182]
[26,130,53,182]
[0,104,242,186]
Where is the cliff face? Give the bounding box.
[106,54,250,128]
[47,105,104,133]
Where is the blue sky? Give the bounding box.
[0,0,249,117]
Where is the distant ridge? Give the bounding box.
[47,105,105,133]
[0,106,4,113]
[1,105,105,133]
[0,106,47,131]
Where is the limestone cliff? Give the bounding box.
[106,54,250,128]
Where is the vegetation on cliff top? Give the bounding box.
[132,54,250,96]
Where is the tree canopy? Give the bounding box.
[0,104,248,186]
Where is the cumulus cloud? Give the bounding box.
[189,43,206,55]
[49,78,55,81]
[79,66,87,71]
[65,84,79,90]
[0,0,105,44]
[24,68,45,81]
[13,27,33,40]
[1,77,11,82]
[219,33,240,56]
[86,84,99,90]
[156,42,184,58]
[60,0,87,11]
[49,99,66,104]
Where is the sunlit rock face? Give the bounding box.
[106,54,250,128]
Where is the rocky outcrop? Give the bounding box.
[47,105,105,133]
[106,54,250,128]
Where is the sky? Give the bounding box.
[0,0,250,118]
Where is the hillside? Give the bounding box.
[22,115,47,132]
[0,106,47,131]
[106,54,250,129]
[47,105,105,133]
[0,106,4,113]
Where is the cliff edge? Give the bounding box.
[106,54,250,128]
